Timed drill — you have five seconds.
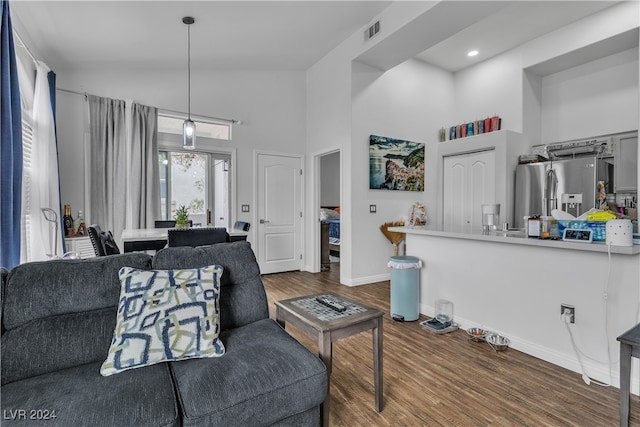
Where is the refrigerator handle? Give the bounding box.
[544,168,558,216]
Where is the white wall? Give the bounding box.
[305,37,355,276]
[349,58,453,284]
[304,1,443,279]
[54,68,307,230]
[541,48,639,143]
[452,6,639,148]
[453,49,524,135]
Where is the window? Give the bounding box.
[159,151,230,228]
[19,109,34,262]
[157,115,234,229]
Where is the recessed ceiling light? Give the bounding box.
[468,50,479,57]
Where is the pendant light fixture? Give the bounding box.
[182,16,196,149]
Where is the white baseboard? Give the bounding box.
[419,303,639,395]
[340,272,390,287]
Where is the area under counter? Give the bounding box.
[389,225,640,392]
[388,226,640,255]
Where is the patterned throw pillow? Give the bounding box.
[100,265,225,376]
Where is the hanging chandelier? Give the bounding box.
[182,16,196,149]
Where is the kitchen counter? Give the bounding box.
[388,226,640,255]
[389,224,640,389]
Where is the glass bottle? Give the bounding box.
[63,205,74,237]
[74,210,86,236]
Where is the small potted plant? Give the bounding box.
[174,205,190,229]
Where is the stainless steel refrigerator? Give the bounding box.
[514,156,611,229]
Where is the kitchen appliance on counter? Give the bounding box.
[514,155,610,229]
[481,204,500,232]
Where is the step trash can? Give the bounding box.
[387,255,422,322]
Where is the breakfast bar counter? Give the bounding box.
[388,226,640,255]
[389,227,640,255]
[388,225,640,391]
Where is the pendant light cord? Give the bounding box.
[183,16,195,122]
[187,20,191,121]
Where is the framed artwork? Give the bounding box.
[369,135,424,191]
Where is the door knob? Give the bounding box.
[260,219,270,224]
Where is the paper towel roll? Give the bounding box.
[606,219,633,246]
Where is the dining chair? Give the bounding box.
[101,230,121,255]
[167,227,230,247]
[154,220,193,228]
[88,224,121,256]
[88,225,106,256]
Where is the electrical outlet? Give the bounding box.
[561,304,575,323]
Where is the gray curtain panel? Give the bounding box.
[88,95,159,243]
[129,102,159,229]
[88,95,127,242]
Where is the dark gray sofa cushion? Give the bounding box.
[3,308,121,385]
[170,318,327,427]
[2,254,152,384]
[153,242,269,331]
[3,254,152,329]
[1,361,179,427]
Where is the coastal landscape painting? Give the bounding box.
[369,135,424,191]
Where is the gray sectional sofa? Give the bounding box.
[1,241,327,426]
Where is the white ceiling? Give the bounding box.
[11,1,391,70]
[416,1,622,72]
[10,1,631,73]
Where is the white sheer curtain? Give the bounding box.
[19,61,63,262]
[88,95,158,247]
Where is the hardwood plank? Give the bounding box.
[261,265,640,426]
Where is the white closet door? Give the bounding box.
[443,150,496,232]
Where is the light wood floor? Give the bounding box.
[262,264,639,427]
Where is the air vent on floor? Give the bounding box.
[365,20,380,41]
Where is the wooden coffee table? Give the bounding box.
[275,293,383,427]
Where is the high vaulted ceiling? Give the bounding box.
[10,1,628,73]
[11,1,391,70]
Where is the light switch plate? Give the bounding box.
[370,204,377,213]
[241,204,250,213]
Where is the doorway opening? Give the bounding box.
[318,150,341,271]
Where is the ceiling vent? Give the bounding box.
[365,20,380,41]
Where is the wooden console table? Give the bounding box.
[275,293,383,427]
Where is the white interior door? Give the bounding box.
[443,150,495,232]
[443,156,466,232]
[257,153,302,274]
